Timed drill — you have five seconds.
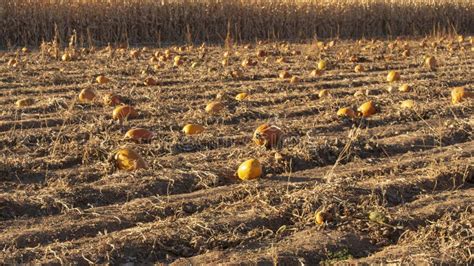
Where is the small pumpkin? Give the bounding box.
[182,124,205,135]
[96,75,110,84]
[241,58,257,67]
[290,76,299,84]
[354,65,364,73]
[398,84,411,92]
[114,148,148,171]
[16,98,35,107]
[315,210,332,225]
[235,92,248,101]
[253,124,283,149]
[237,159,262,180]
[400,100,416,109]
[337,107,356,118]
[368,211,388,224]
[256,50,266,57]
[424,56,437,70]
[130,50,141,59]
[205,101,224,114]
[279,71,291,79]
[386,70,400,82]
[451,87,472,104]
[78,88,96,103]
[317,60,327,70]
[124,128,154,141]
[112,105,138,121]
[144,77,157,86]
[311,69,324,77]
[7,59,17,67]
[357,101,377,117]
[318,89,329,98]
[103,93,122,106]
[61,53,71,61]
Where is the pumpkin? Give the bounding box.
[16,98,35,107]
[311,69,324,77]
[114,148,148,171]
[124,128,154,141]
[276,57,286,64]
[279,71,291,79]
[398,84,411,92]
[337,107,356,118]
[318,89,329,98]
[368,211,388,223]
[451,87,472,104]
[315,210,331,225]
[354,65,364,73]
[144,77,157,86]
[235,92,248,101]
[103,93,122,106]
[205,101,224,114]
[357,101,376,117]
[231,70,243,79]
[237,159,262,180]
[7,59,17,67]
[78,88,96,103]
[241,58,257,67]
[317,60,327,70]
[424,56,437,70]
[290,76,299,84]
[354,89,366,97]
[256,50,266,57]
[113,105,137,121]
[173,59,184,67]
[96,75,110,84]
[61,53,71,61]
[386,70,400,82]
[221,58,229,66]
[253,124,283,149]
[400,100,415,109]
[130,50,141,59]
[182,124,205,135]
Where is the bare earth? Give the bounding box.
[0,38,473,264]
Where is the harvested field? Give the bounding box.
[0,36,473,264]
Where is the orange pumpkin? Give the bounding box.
[237,159,262,180]
[337,107,356,118]
[124,128,154,141]
[315,211,331,225]
[357,101,377,117]
[114,148,147,171]
[253,124,283,149]
[451,87,472,104]
[386,71,400,82]
[78,88,96,103]
[113,105,138,121]
[205,101,224,114]
[96,75,110,84]
[279,71,291,79]
[144,77,157,86]
[424,56,437,70]
[103,93,122,106]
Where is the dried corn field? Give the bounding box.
[1,0,474,47]
[1,35,473,264]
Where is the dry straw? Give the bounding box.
[0,0,473,47]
